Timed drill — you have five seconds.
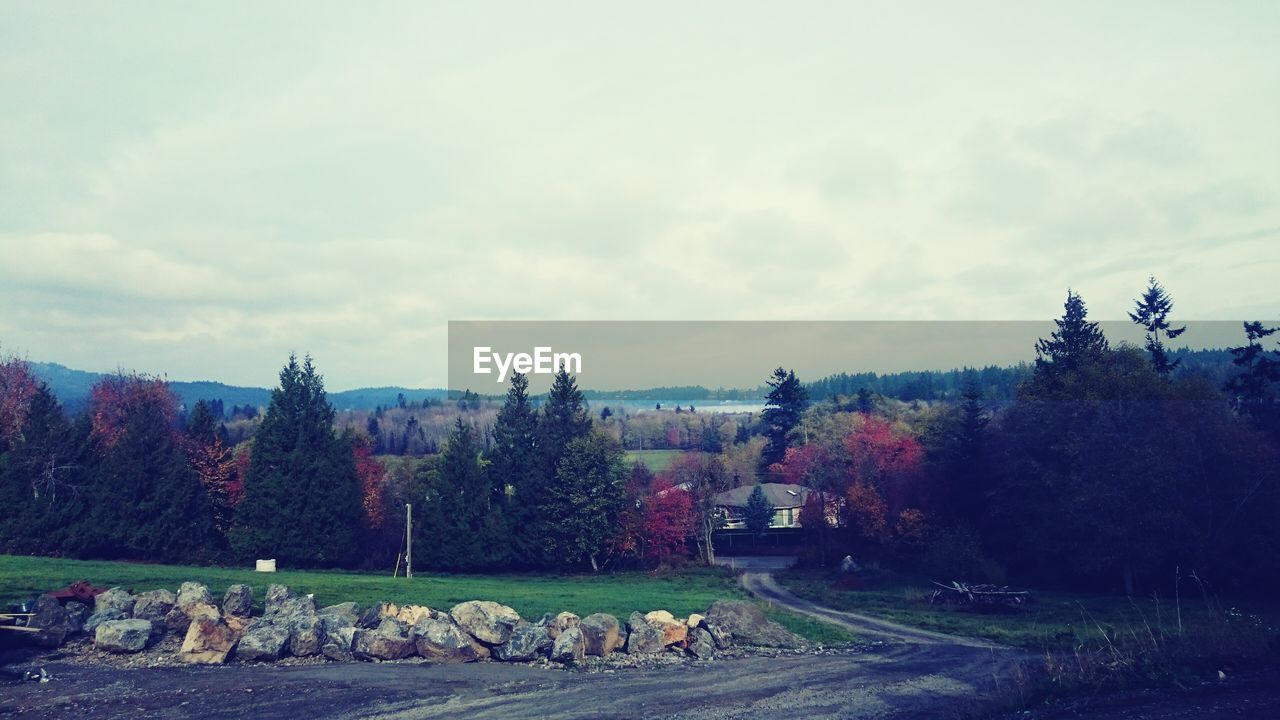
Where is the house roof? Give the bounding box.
[713,483,813,509]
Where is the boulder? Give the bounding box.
[395,604,433,626]
[544,611,580,640]
[180,612,239,664]
[289,614,327,657]
[357,603,386,629]
[687,627,715,659]
[95,619,152,653]
[686,613,705,629]
[264,584,316,618]
[319,611,356,636]
[28,594,77,647]
[176,582,213,612]
[449,601,521,646]
[625,612,664,654]
[644,611,688,646]
[321,626,356,662]
[64,601,90,629]
[644,610,676,624]
[580,613,623,657]
[84,609,128,636]
[264,583,294,612]
[494,624,552,661]
[550,626,585,663]
[319,601,362,626]
[353,628,415,661]
[163,605,192,635]
[377,617,409,637]
[222,584,254,617]
[94,587,135,616]
[132,589,176,625]
[412,616,485,663]
[235,620,290,662]
[702,600,806,649]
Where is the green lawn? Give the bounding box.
[625,449,683,473]
[776,568,1277,651]
[0,555,852,644]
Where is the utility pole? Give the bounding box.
[405,503,413,579]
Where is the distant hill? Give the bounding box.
[29,362,446,415]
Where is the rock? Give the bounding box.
[412,616,484,662]
[84,609,128,636]
[625,612,664,654]
[29,594,77,647]
[377,617,408,637]
[644,611,688,646]
[580,613,623,657]
[164,605,192,635]
[322,626,356,662]
[176,582,213,612]
[94,587,135,616]
[94,619,152,653]
[703,600,806,649]
[687,627,715,658]
[64,600,90,629]
[839,555,860,573]
[319,601,362,626]
[132,589,176,625]
[686,613,705,629]
[357,603,385,629]
[180,612,239,664]
[395,604,433,626]
[449,601,522,646]
[353,629,415,661]
[494,624,552,661]
[545,611,580,640]
[236,620,290,662]
[550,626,585,663]
[264,584,315,618]
[644,610,676,624]
[288,614,327,657]
[265,583,294,612]
[222,584,254,617]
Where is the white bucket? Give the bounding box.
[255,558,277,572]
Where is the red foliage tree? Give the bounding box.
[188,437,240,532]
[642,479,694,562]
[768,443,833,486]
[0,356,38,445]
[89,374,178,451]
[843,414,924,512]
[353,437,387,529]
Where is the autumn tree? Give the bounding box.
[665,452,733,564]
[1129,276,1186,375]
[231,355,364,567]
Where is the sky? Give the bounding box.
[1,1,1277,390]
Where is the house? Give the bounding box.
[713,483,815,529]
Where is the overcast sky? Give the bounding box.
[1,2,1277,389]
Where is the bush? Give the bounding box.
[919,526,1006,584]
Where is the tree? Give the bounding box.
[230,355,365,567]
[1035,290,1109,375]
[744,484,774,536]
[487,372,537,544]
[422,419,505,569]
[1130,276,1187,375]
[0,375,82,553]
[526,365,593,565]
[640,479,694,563]
[544,431,627,571]
[1225,321,1280,436]
[666,452,732,564]
[761,367,808,468]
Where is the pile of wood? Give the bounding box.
[929,581,1030,608]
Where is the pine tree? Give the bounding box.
[230,355,364,567]
[185,400,219,444]
[423,419,504,569]
[1225,321,1280,436]
[761,368,808,468]
[1130,277,1187,375]
[1035,290,1109,375]
[524,365,593,565]
[544,431,626,570]
[744,484,774,536]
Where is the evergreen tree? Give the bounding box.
[760,367,808,468]
[1035,290,1109,375]
[423,419,505,569]
[486,372,537,559]
[1225,321,1280,436]
[743,484,774,536]
[524,365,593,565]
[0,385,82,553]
[1130,276,1187,375]
[230,355,364,567]
[544,431,627,571]
[186,399,218,444]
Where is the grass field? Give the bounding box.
[0,555,851,644]
[624,449,683,473]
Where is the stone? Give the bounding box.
[28,594,77,647]
[353,629,415,661]
[176,582,213,612]
[686,613,705,629]
[289,614,327,657]
[625,612,664,654]
[377,617,409,637]
[449,600,522,645]
[544,611,580,640]
[550,626,585,663]
[494,624,552,661]
[222,584,254,617]
[236,620,290,662]
[132,589,176,624]
[319,601,362,626]
[265,583,294,612]
[64,600,90,629]
[580,613,623,657]
[411,616,484,663]
[94,587,135,616]
[644,610,676,624]
[94,619,152,653]
[164,605,192,635]
[395,604,433,626]
[646,614,688,647]
[688,627,715,659]
[322,626,356,662]
[180,613,239,664]
[703,600,806,649]
[84,609,128,636]
[264,584,316,618]
[357,603,385,629]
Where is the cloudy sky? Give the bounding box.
[1,1,1277,389]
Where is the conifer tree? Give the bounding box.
[744,484,774,536]
[486,372,536,559]
[423,419,504,568]
[1130,276,1187,375]
[230,355,364,567]
[1035,290,1109,375]
[761,367,808,468]
[544,430,626,570]
[525,365,593,564]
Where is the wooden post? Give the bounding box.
[405,503,413,579]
